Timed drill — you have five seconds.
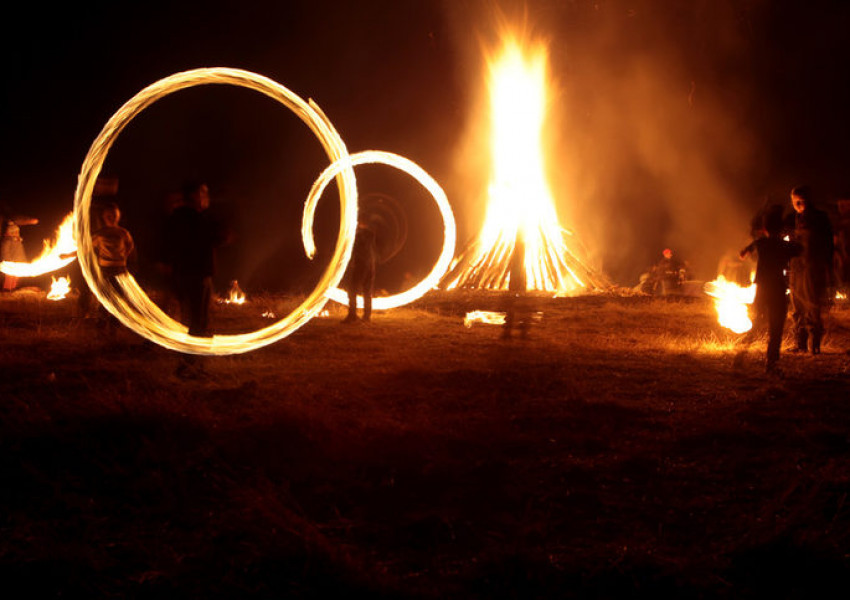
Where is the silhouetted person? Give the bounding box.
[343,219,378,323]
[165,181,227,338]
[740,206,801,372]
[649,248,688,295]
[784,185,834,354]
[503,230,529,339]
[0,204,38,291]
[834,198,850,295]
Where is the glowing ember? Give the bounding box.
[0,212,77,277]
[704,275,756,334]
[836,291,847,301]
[463,310,506,328]
[444,33,608,293]
[47,276,71,300]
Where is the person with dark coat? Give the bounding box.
[784,185,834,354]
[740,205,801,372]
[343,218,378,323]
[165,181,227,338]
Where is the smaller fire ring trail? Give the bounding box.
[75,67,358,355]
[301,150,457,310]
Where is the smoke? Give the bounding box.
[442,0,770,284]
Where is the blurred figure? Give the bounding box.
[165,181,228,338]
[343,217,378,323]
[784,185,834,354]
[739,205,801,373]
[91,202,135,337]
[834,197,850,296]
[502,229,529,339]
[0,205,38,292]
[71,177,120,317]
[637,248,690,295]
[153,190,186,318]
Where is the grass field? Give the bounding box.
[2,289,849,597]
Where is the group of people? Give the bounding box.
[740,185,836,372]
[75,180,228,372]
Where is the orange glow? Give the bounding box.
[444,33,608,293]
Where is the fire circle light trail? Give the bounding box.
[75,67,358,355]
[302,151,457,310]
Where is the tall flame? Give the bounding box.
[444,34,608,292]
[0,212,77,277]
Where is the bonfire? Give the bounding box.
[443,33,609,294]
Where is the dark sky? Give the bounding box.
[3,0,850,289]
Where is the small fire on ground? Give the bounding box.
[464,310,507,328]
[47,276,71,301]
[220,281,246,305]
[704,275,756,334]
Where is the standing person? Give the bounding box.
[91,202,135,336]
[343,218,378,323]
[785,185,834,354]
[0,205,38,292]
[740,206,801,372]
[834,198,850,296]
[502,229,528,339]
[165,181,227,338]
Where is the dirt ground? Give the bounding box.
[1,289,849,598]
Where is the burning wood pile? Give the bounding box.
[442,33,609,295]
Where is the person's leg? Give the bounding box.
[789,285,808,351]
[362,267,375,322]
[765,296,786,370]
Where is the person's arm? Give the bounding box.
[740,241,757,259]
[12,216,38,226]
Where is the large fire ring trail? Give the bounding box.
[301,150,456,310]
[75,67,358,355]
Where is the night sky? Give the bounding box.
[3,0,850,290]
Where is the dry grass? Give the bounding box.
[2,289,850,597]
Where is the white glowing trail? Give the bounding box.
[302,150,457,310]
[75,68,358,355]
